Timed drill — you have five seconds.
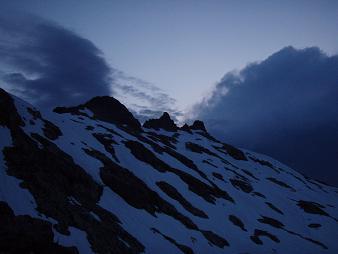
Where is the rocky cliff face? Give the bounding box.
[0,88,338,254]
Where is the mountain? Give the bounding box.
[0,87,337,254]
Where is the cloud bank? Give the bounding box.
[193,47,338,185]
[0,13,114,108]
[0,13,178,119]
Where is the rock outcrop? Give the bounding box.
[54,96,141,131]
[1,88,337,254]
[143,112,178,132]
[189,120,207,132]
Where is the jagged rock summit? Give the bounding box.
[143,112,178,132]
[143,112,208,134]
[1,87,338,254]
[54,95,141,131]
[190,120,207,132]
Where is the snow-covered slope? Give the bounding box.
[1,88,337,254]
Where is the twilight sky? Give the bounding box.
[0,0,338,185]
[1,0,338,112]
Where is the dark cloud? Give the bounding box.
[0,13,113,108]
[0,13,179,120]
[193,46,338,185]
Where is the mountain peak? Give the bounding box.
[143,112,178,132]
[180,123,192,133]
[190,120,207,132]
[1,88,338,254]
[54,95,141,131]
[160,112,171,120]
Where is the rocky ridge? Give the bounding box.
[0,88,338,254]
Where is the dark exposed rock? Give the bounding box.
[156,181,208,218]
[189,120,207,132]
[92,133,119,162]
[282,228,328,249]
[135,133,168,154]
[86,125,95,131]
[85,147,229,246]
[0,88,25,128]
[212,172,224,181]
[265,202,284,215]
[297,200,329,216]
[54,96,141,131]
[135,133,209,181]
[258,216,284,229]
[228,215,247,231]
[176,170,235,204]
[134,134,228,200]
[97,124,124,138]
[252,192,266,199]
[161,145,207,179]
[250,229,280,245]
[71,119,83,124]
[132,136,234,204]
[26,107,41,120]
[143,112,178,132]
[249,156,279,173]
[125,140,234,204]
[161,133,179,145]
[230,178,253,193]
[146,132,178,149]
[185,142,222,161]
[180,123,192,133]
[124,140,170,172]
[214,144,247,161]
[82,96,141,131]
[302,237,328,249]
[203,160,218,168]
[151,228,194,254]
[0,201,78,254]
[307,178,329,193]
[196,131,219,143]
[249,156,274,168]
[241,169,259,180]
[1,87,337,253]
[224,167,247,180]
[27,107,63,140]
[308,223,322,228]
[256,214,328,250]
[283,170,311,189]
[2,119,143,254]
[266,177,296,192]
[222,143,247,161]
[84,148,198,230]
[12,132,102,204]
[201,230,229,248]
[42,120,63,140]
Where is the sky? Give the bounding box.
[0,0,337,185]
[1,0,338,112]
